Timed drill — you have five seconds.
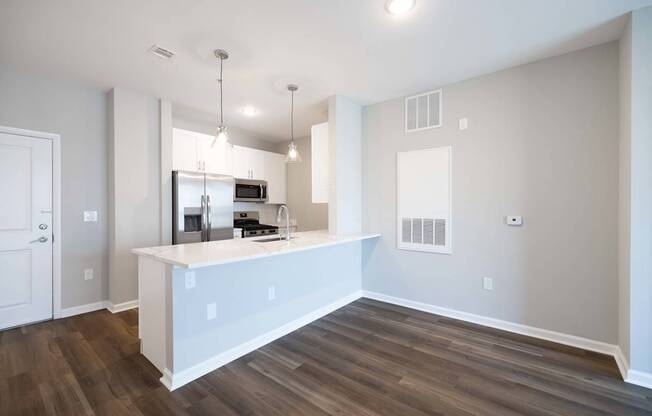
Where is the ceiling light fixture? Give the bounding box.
[285,84,301,164]
[241,106,258,117]
[385,0,416,15]
[212,49,229,147]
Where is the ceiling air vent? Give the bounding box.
[405,89,442,132]
[150,45,175,59]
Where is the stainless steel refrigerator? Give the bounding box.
[172,170,234,244]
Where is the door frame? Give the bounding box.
[0,125,62,319]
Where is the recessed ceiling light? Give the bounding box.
[241,106,258,116]
[385,0,416,15]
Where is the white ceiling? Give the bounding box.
[1,0,649,141]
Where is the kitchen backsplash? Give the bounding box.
[234,202,297,226]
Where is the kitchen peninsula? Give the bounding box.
[132,231,380,390]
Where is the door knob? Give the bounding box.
[29,236,49,244]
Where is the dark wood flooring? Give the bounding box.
[1,298,651,415]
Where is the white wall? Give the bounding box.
[0,64,108,309]
[626,5,652,375]
[361,42,620,344]
[328,96,362,235]
[277,137,329,231]
[108,88,161,305]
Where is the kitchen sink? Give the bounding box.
[253,237,297,243]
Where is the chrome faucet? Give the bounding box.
[276,205,291,241]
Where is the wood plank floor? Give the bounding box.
[1,298,651,415]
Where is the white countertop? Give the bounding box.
[132,230,381,269]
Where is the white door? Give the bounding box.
[172,128,199,171]
[264,152,286,204]
[0,132,53,330]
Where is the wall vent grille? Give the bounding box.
[405,89,442,132]
[150,45,175,59]
[402,218,447,246]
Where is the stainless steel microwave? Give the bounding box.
[234,178,268,203]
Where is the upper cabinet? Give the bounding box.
[263,152,286,204]
[232,145,264,180]
[172,128,232,176]
[311,122,329,203]
[173,128,286,204]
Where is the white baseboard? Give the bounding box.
[59,299,138,318]
[107,299,139,314]
[362,290,617,356]
[627,369,652,390]
[613,346,629,381]
[60,301,108,318]
[160,290,363,391]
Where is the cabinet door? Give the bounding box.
[198,133,233,176]
[172,128,199,171]
[264,151,286,204]
[250,149,266,180]
[232,145,252,179]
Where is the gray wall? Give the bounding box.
[361,42,620,343]
[0,64,108,309]
[278,137,329,231]
[618,16,632,367]
[626,6,652,374]
[108,88,161,305]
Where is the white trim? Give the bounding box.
[614,346,629,380]
[626,370,652,390]
[0,125,62,320]
[362,291,618,355]
[60,301,108,318]
[107,299,139,313]
[160,290,363,391]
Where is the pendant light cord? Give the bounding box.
[219,56,224,127]
[291,89,294,143]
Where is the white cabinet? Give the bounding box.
[172,128,232,175]
[264,152,286,204]
[311,122,329,203]
[233,145,264,180]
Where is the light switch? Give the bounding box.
[184,271,196,289]
[459,118,468,130]
[207,303,217,320]
[83,211,98,222]
[483,277,493,290]
[506,216,523,226]
[268,286,276,301]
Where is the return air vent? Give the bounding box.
[150,45,175,59]
[405,89,442,132]
[397,146,452,254]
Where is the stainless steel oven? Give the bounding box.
[234,179,268,203]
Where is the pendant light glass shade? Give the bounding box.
[285,84,301,164]
[285,141,302,163]
[212,49,229,147]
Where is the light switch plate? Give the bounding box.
[184,271,196,289]
[483,277,493,290]
[83,211,98,222]
[506,216,523,226]
[207,303,217,320]
[268,286,276,301]
[84,268,94,280]
[459,118,468,130]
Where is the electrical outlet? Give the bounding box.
[459,118,468,130]
[483,277,493,291]
[184,271,196,289]
[84,268,94,280]
[83,211,98,222]
[207,303,217,320]
[268,286,276,301]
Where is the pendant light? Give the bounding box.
[212,49,229,147]
[285,84,302,163]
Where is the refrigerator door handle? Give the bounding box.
[200,194,206,241]
[206,195,211,241]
